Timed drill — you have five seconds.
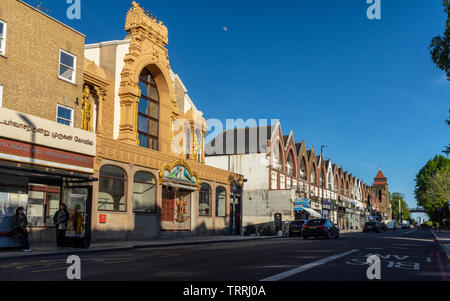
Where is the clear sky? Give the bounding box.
[25,0,450,208]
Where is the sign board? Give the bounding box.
[164,164,197,185]
[0,137,94,173]
[99,214,107,224]
[0,107,96,156]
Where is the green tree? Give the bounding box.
[423,169,450,225]
[444,110,450,156]
[429,0,450,79]
[429,1,450,156]
[415,155,450,223]
[390,193,410,221]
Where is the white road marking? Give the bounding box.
[260,249,359,281]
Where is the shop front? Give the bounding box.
[321,200,332,219]
[337,207,345,230]
[294,198,321,220]
[0,108,96,248]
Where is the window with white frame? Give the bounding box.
[280,174,285,190]
[0,85,3,107]
[286,177,291,189]
[270,171,277,190]
[59,49,76,83]
[56,105,73,126]
[0,20,6,56]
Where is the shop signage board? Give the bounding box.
[0,107,96,156]
[0,137,94,173]
[294,198,310,211]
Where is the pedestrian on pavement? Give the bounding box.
[54,203,70,247]
[11,207,32,252]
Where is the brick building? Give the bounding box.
[205,121,392,234]
[0,0,96,248]
[0,1,244,248]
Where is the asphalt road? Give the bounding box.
[0,229,448,281]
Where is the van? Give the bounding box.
[384,220,397,230]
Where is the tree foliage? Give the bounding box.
[390,192,410,221]
[430,2,450,156]
[444,109,450,156]
[429,0,450,79]
[415,155,450,223]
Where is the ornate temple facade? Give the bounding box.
[82,2,243,241]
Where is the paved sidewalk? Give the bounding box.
[431,230,450,262]
[0,235,280,261]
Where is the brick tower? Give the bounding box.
[373,169,391,219]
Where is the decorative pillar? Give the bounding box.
[94,87,106,136]
[118,84,140,145]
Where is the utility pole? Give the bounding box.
[399,198,401,225]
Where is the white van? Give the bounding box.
[384,220,397,230]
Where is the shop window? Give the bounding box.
[59,49,76,83]
[0,20,6,56]
[138,67,159,151]
[56,104,73,126]
[26,185,61,227]
[199,183,211,216]
[215,186,226,217]
[99,165,127,212]
[133,171,156,213]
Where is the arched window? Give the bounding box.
[310,166,316,185]
[99,165,126,212]
[138,68,159,150]
[199,183,211,216]
[300,158,307,180]
[272,141,283,170]
[328,172,332,190]
[216,186,226,217]
[286,152,294,177]
[133,171,157,213]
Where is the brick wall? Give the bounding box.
[0,0,85,127]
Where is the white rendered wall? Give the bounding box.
[205,153,269,190]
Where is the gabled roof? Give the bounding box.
[375,169,387,179]
[205,125,275,156]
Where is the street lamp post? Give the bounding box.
[321,145,328,219]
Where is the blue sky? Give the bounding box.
[26,0,449,208]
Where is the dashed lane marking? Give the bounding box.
[260,249,359,281]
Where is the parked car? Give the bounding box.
[363,221,382,233]
[289,220,307,237]
[302,219,339,239]
[380,222,388,232]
